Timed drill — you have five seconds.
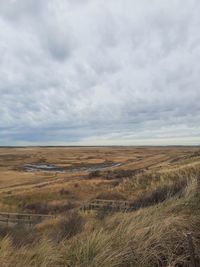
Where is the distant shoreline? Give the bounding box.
[0,145,199,148]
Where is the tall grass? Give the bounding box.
[0,163,200,266]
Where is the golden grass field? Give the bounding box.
[0,146,200,266]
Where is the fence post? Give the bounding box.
[7,214,9,226]
[29,215,31,227]
[186,232,196,267]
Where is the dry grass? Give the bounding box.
[0,147,200,266]
[0,146,199,212]
[0,177,199,266]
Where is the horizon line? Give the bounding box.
[0,145,200,148]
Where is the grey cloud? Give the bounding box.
[0,0,200,145]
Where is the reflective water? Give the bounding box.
[23,162,122,173]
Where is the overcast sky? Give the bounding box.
[0,0,200,146]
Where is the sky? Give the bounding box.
[0,0,200,146]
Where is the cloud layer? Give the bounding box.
[0,0,200,145]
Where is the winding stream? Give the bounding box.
[23,162,123,173]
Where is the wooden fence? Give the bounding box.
[0,212,55,226]
[0,199,134,226]
[0,202,198,266]
[80,199,133,212]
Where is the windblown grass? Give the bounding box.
[0,162,200,266]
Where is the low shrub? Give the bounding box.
[9,224,39,248]
[95,191,126,201]
[104,169,142,180]
[0,224,38,248]
[23,202,48,214]
[130,179,188,210]
[21,200,76,214]
[59,188,70,196]
[49,212,85,243]
[88,170,101,179]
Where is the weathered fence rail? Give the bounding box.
[80,199,133,212]
[0,212,55,226]
[0,199,134,226]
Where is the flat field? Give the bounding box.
[0,146,199,213]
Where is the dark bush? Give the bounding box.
[104,169,142,180]
[111,180,120,187]
[0,225,10,239]
[0,225,38,248]
[96,191,126,201]
[59,188,70,195]
[10,224,39,248]
[130,179,187,210]
[88,170,101,179]
[48,200,76,213]
[95,209,109,220]
[50,211,85,243]
[23,202,48,214]
[21,200,75,214]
